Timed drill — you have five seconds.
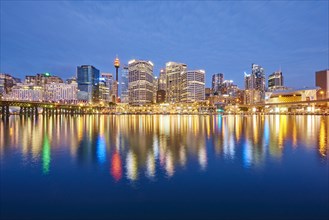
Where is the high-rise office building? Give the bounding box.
[128,60,154,105]
[252,64,266,92]
[120,65,129,103]
[99,73,112,102]
[156,68,167,103]
[181,70,205,103]
[244,72,252,90]
[158,68,166,91]
[315,69,329,99]
[77,65,100,102]
[221,80,238,96]
[166,62,187,103]
[244,64,266,104]
[244,72,256,104]
[100,73,117,102]
[268,71,284,91]
[153,76,158,103]
[212,73,224,93]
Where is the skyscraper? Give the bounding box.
[77,65,100,102]
[166,62,187,103]
[128,60,154,105]
[244,64,265,104]
[244,72,253,104]
[268,71,284,91]
[156,68,167,103]
[100,73,113,102]
[158,68,166,91]
[120,65,129,103]
[315,69,329,99]
[221,80,238,96]
[181,70,205,103]
[244,72,252,90]
[252,64,266,93]
[212,73,224,93]
[153,76,158,103]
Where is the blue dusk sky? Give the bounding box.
[0,0,328,88]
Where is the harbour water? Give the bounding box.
[0,115,328,219]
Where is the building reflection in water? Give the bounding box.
[126,150,138,181]
[318,117,328,157]
[0,115,327,181]
[111,150,122,182]
[97,135,106,164]
[42,134,51,174]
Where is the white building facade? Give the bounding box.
[6,84,44,101]
[181,70,205,103]
[44,83,78,102]
[128,60,154,105]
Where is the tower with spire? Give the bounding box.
[113,56,120,102]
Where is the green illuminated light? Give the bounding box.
[42,135,51,174]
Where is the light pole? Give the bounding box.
[320,90,324,99]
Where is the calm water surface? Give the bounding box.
[0,115,328,220]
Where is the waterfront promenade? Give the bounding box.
[1,99,328,116]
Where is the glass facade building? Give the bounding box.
[120,65,129,103]
[77,65,100,102]
[212,73,224,93]
[268,71,284,91]
[244,64,266,104]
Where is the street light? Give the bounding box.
[319,90,324,99]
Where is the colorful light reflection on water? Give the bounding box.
[0,115,328,219]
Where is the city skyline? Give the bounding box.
[0,60,326,91]
[1,2,328,220]
[1,1,328,88]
